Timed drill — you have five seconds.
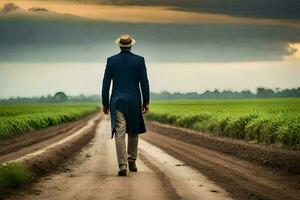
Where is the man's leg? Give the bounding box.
[128,134,139,161]
[127,134,139,172]
[114,110,127,172]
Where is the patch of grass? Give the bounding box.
[0,162,34,191]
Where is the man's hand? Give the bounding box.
[103,105,109,115]
[142,104,149,114]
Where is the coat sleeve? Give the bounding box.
[139,57,150,105]
[101,58,112,106]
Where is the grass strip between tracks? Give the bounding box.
[0,161,34,196]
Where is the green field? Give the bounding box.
[0,103,99,139]
[146,98,300,149]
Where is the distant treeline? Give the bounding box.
[151,87,300,100]
[0,92,100,104]
[0,87,300,103]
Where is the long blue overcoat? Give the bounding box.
[101,50,150,138]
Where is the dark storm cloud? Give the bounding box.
[0,15,299,63]
[71,0,300,19]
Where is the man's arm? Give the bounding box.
[101,58,112,114]
[139,57,150,114]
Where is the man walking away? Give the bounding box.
[101,34,150,176]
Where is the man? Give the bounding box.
[101,34,150,176]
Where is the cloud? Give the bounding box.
[2,3,20,13]
[0,1,299,63]
[28,7,49,12]
[1,2,50,14]
[0,16,299,63]
[0,1,298,28]
[0,2,84,21]
[0,0,300,20]
[84,0,300,19]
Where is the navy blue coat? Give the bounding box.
[101,51,150,138]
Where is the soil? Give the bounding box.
[141,131,300,200]
[4,118,174,200]
[4,117,232,200]
[146,121,300,173]
[1,116,300,200]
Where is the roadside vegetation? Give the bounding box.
[0,103,99,139]
[146,98,300,149]
[0,162,34,197]
[0,162,33,189]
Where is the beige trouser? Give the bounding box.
[115,110,139,170]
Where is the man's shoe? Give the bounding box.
[118,169,127,176]
[128,161,138,172]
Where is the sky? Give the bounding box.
[0,0,299,98]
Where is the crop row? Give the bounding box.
[146,99,300,149]
[0,104,99,139]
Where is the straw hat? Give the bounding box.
[115,34,136,47]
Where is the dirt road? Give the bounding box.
[3,115,300,200]
[6,117,232,200]
[142,131,300,200]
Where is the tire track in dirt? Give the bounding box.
[141,131,300,200]
[5,118,172,200]
[4,116,295,200]
[0,112,100,164]
[5,117,235,200]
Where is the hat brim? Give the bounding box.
[115,38,136,47]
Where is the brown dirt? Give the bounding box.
[5,118,174,200]
[23,114,102,176]
[2,116,300,200]
[0,112,100,164]
[141,130,300,200]
[146,121,300,173]
[1,113,102,199]
[139,152,184,200]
